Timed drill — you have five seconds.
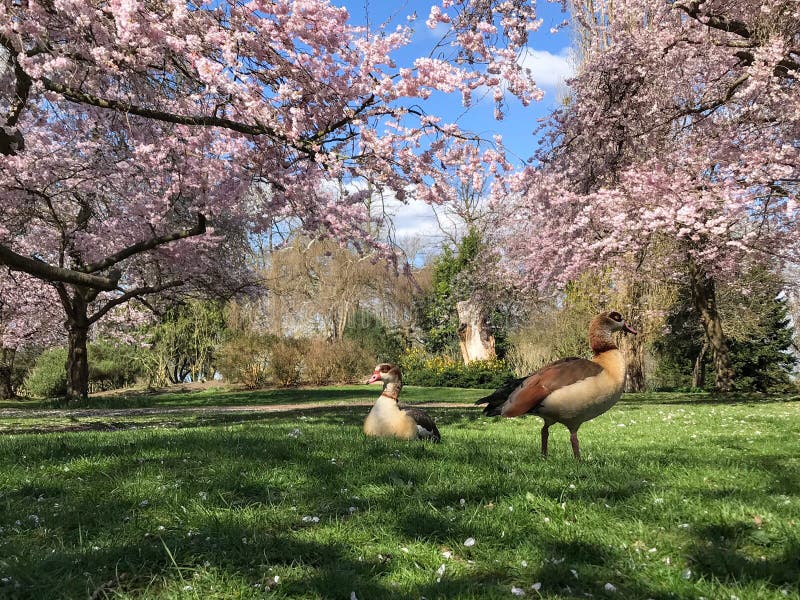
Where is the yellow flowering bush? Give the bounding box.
[399,349,514,388]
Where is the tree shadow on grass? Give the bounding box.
[686,522,800,589]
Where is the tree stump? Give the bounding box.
[456,298,496,364]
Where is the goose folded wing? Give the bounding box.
[401,407,441,442]
[499,357,603,417]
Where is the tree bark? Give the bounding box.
[65,295,90,401]
[0,346,15,399]
[619,274,647,392]
[456,297,496,364]
[692,342,707,389]
[688,260,734,392]
[622,333,646,392]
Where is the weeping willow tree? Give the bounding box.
[142,300,226,386]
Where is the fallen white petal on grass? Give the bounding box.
[301,516,320,523]
[604,583,617,592]
[442,551,452,558]
[511,586,526,596]
[464,537,476,547]
[531,582,542,590]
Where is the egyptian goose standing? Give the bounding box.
[364,363,441,442]
[476,311,636,459]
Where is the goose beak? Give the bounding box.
[623,322,638,335]
[367,371,382,384]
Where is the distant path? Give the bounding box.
[0,401,474,420]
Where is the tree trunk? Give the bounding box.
[622,333,646,392]
[619,274,647,392]
[65,296,90,401]
[456,297,496,364]
[0,346,15,399]
[692,342,707,389]
[688,260,734,392]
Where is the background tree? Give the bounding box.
[490,0,800,392]
[414,228,482,355]
[257,237,419,340]
[142,300,226,387]
[655,267,797,392]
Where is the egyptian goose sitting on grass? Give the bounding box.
[476,311,636,459]
[364,363,441,442]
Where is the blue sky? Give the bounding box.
[339,0,575,164]
[336,1,576,249]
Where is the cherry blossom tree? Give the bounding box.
[1,0,545,399]
[491,0,799,391]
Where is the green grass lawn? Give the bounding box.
[0,389,798,599]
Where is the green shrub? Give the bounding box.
[23,347,68,398]
[303,338,375,385]
[343,310,406,364]
[87,340,144,392]
[216,331,275,389]
[399,348,514,388]
[327,338,375,384]
[268,337,309,387]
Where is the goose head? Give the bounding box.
[598,311,637,335]
[367,363,402,386]
[589,311,637,354]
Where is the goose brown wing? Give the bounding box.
[480,357,603,418]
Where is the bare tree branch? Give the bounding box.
[83,213,207,274]
[673,1,752,39]
[0,244,120,290]
[88,280,185,324]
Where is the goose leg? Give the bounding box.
[540,423,550,457]
[569,430,581,460]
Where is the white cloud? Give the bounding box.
[518,47,574,89]
[382,196,443,240]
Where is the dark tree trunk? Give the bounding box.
[688,260,734,392]
[692,342,707,389]
[0,346,15,399]
[65,295,90,401]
